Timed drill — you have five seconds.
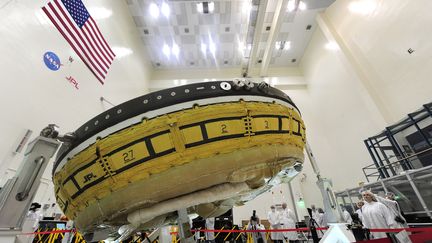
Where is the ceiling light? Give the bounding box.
[275,41,290,50]
[287,0,295,12]
[238,42,245,52]
[325,41,340,51]
[161,2,170,17]
[201,43,207,54]
[197,2,215,14]
[287,0,307,12]
[299,1,307,10]
[348,0,377,15]
[162,44,170,57]
[208,2,215,12]
[111,46,132,58]
[275,41,282,50]
[209,41,216,56]
[172,43,179,57]
[197,3,204,13]
[242,1,252,14]
[87,7,112,20]
[149,3,160,18]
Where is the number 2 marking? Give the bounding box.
[221,124,228,134]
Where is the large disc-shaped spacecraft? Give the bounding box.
[53,80,306,238]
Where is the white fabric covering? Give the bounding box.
[361,201,395,239]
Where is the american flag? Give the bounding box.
[42,0,115,84]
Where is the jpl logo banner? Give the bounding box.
[43,51,61,71]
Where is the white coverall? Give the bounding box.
[205,218,215,242]
[375,195,411,243]
[280,208,298,240]
[355,208,363,223]
[316,213,327,238]
[247,222,267,243]
[267,210,283,241]
[361,201,396,239]
[342,209,353,224]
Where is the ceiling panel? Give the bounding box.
[125,0,335,70]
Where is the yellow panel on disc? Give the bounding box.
[74,163,106,188]
[109,142,149,170]
[281,118,289,131]
[205,119,245,139]
[63,180,79,196]
[253,117,279,132]
[151,133,174,153]
[181,126,203,145]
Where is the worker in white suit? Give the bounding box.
[361,191,396,239]
[374,192,411,243]
[280,203,298,242]
[205,217,215,243]
[341,206,353,224]
[267,205,283,243]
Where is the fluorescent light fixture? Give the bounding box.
[87,7,112,20]
[162,44,170,57]
[243,1,252,14]
[238,42,245,52]
[209,41,216,56]
[196,3,204,13]
[284,41,291,50]
[298,1,307,11]
[149,3,160,18]
[325,41,340,50]
[161,2,170,17]
[201,43,207,54]
[287,0,295,12]
[287,0,306,12]
[275,41,290,50]
[348,0,377,15]
[111,46,132,58]
[208,2,215,12]
[172,43,180,57]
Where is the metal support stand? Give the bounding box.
[177,209,194,243]
[288,181,299,222]
[405,174,432,220]
[305,142,344,223]
[0,125,69,243]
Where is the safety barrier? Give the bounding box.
[19,227,432,242]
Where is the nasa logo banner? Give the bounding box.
[43,51,61,71]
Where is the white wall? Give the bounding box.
[324,0,432,123]
[0,0,152,206]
